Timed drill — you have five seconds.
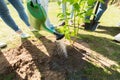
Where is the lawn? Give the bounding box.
[0,2,120,80]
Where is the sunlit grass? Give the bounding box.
[0,2,120,79]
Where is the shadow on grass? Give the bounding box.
[0,50,23,80]
[96,25,120,36]
[77,33,120,61]
[76,33,120,77]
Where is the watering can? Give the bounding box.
[27,0,64,40]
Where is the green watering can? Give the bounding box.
[27,0,64,40]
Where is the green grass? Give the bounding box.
[0,73,15,80]
[77,5,120,60]
[0,2,120,80]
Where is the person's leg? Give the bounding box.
[62,2,67,20]
[94,1,108,22]
[44,0,52,27]
[60,2,74,26]
[0,0,30,38]
[84,1,97,22]
[70,5,74,20]
[68,5,74,25]
[8,0,30,26]
[83,7,94,29]
[59,1,66,26]
[0,0,20,31]
[90,1,108,31]
[40,0,55,30]
[8,0,36,31]
[83,1,97,30]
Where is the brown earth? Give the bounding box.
[0,35,90,80]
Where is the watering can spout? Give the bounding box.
[54,32,65,40]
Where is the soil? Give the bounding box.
[0,36,90,80]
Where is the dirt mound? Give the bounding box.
[0,36,87,80]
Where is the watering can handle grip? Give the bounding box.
[31,0,41,6]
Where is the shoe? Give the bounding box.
[16,30,30,38]
[90,22,99,31]
[114,33,120,42]
[59,21,65,26]
[80,23,86,27]
[0,42,7,48]
[30,29,38,32]
[116,23,120,27]
[48,24,55,32]
[20,33,30,38]
[84,22,99,31]
[29,26,38,32]
[83,23,91,30]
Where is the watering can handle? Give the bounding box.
[31,0,41,6]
